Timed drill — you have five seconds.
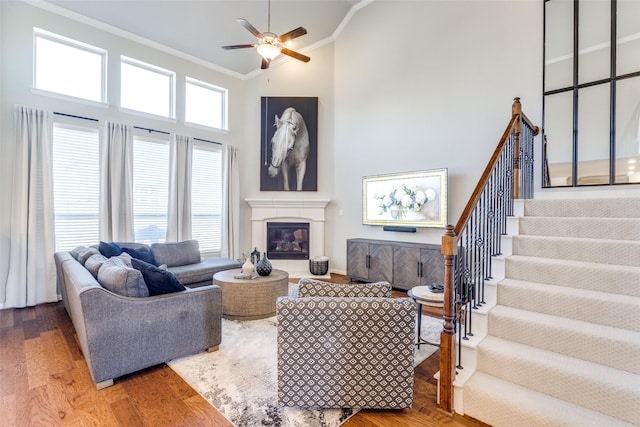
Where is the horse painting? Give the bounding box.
[267,107,310,191]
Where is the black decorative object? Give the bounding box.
[256,252,273,276]
[251,247,261,265]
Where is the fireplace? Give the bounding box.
[246,198,329,278]
[266,222,310,260]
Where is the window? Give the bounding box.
[133,136,170,243]
[191,143,223,254]
[543,0,640,186]
[34,28,106,103]
[121,56,175,118]
[185,77,227,129]
[52,123,100,252]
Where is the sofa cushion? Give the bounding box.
[298,279,392,298]
[168,257,241,286]
[150,240,201,267]
[97,257,149,297]
[99,241,122,258]
[131,258,186,296]
[71,246,101,264]
[84,253,108,278]
[121,246,157,266]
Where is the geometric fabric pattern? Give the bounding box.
[298,278,392,298]
[277,296,416,409]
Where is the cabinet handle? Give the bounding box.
[366,255,371,269]
[417,261,423,278]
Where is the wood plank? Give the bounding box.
[0,394,17,427]
[183,394,235,427]
[24,337,49,390]
[110,397,144,427]
[0,308,14,328]
[41,329,75,376]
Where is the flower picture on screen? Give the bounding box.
[362,169,447,228]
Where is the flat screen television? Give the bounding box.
[362,168,447,229]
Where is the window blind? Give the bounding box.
[52,124,100,251]
[133,137,169,244]
[191,143,222,254]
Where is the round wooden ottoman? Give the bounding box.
[213,268,289,320]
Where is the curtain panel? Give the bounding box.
[2,106,57,308]
[167,134,193,242]
[100,122,134,241]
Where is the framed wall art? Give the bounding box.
[260,96,318,191]
[362,168,448,228]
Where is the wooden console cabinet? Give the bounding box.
[346,238,444,291]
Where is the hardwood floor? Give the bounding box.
[0,275,487,427]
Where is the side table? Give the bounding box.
[407,285,443,348]
[213,268,289,320]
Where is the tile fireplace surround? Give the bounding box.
[246,199,330,278]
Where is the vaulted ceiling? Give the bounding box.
[43,0,362,76]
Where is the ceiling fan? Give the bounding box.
[221,0,311,70]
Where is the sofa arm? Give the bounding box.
[79,284,222,385]
[276,297,416,409]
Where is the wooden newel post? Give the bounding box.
[439,225,457,413]
[512,97,522,199]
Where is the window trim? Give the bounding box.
[185,76,228,131]
[120,55,176,119]
[33,27,108,103]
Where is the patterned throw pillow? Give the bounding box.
[298,278,391,298]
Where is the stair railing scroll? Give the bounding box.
[439,97,539,413]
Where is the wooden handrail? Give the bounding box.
[438,97,539,414]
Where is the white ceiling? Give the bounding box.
[43,0,362,76]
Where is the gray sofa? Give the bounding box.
[54,240,241,389]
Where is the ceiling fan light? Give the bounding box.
[257,43,281,60]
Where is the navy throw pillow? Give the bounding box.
[122,246,157,266]
[131,258,186,296]
[99,241,122,258]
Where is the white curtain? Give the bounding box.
[2,106,57,308]
[222,144,240,260]
[100,122,134,241]
[166,134,193,242]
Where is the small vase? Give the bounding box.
[242,258,254,276]
[390,206,405,220]
[256,252,272,276]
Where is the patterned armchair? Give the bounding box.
[276,278,416,409]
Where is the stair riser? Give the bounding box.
[476,345,640,424]
[497,282,640,332]
[488,310,640,374]
[506,256,640,298]
[512,236,640,267]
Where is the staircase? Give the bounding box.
[461,197,640,426]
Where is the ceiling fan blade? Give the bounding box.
[237,18,263,39]
[277,27,307,43]
[280,48,310,63]
[221,44,257,50]
[261,58,270,69]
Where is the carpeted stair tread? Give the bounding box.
[464,371,636,427]
[488,305,640,374]
[518,216,640,240]
[497,278,640,331]
[512,235,640,266]
[505,255,640,297]
[476,336,640,424]
[524,198,640,218]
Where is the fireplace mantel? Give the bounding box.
[245,198,330,278]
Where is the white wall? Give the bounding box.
[327,0,543,273]
[240,43,336,253]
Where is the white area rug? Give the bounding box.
[168,311,442,427]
